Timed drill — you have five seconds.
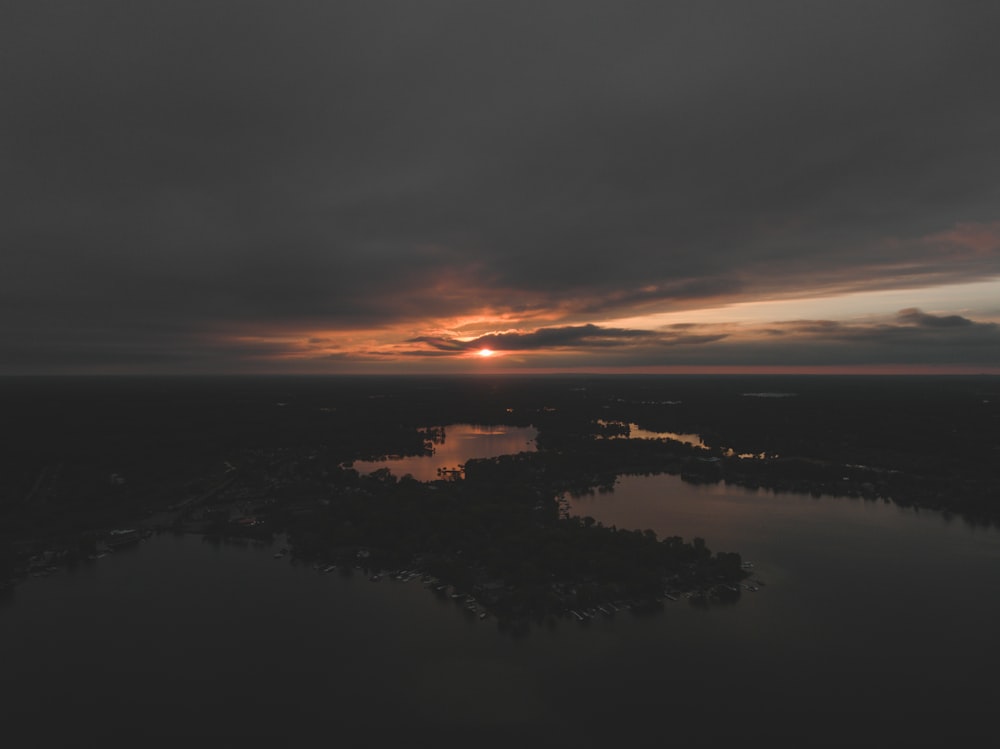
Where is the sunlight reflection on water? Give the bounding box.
[352,423,538,481]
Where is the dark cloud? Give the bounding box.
[2,1,1000,371]
[778,309,997,344]
[409,324,654,352]
[397,349,477,358]
[672,309,1000,369]
[407,337,473,353]
[897,308,975,328]
[472,325,658,351]
[487,310,1000,369]
[409,324,725,354]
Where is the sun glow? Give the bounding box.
[477,348,495,358]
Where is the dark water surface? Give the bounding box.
[352,423,538,481]
[4,475,1000,743]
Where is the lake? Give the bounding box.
[3,425,999,744]
[352,423,538,481]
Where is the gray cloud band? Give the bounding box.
[2,2,999,371]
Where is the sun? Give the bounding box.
[477,348,495,358]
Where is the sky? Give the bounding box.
[4,1,1000,375]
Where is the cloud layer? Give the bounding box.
[389,310,1000,370]
[3,2,1000,372]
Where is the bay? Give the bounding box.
[3,471,999,744]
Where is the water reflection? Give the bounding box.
[596,420,773,459]
[352,424,537,482]
[596,419,707,448]
[6,471,1000,742]
[633,424,707,447]
[564,472,1000,595]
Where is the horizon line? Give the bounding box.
[4,365,1000,378]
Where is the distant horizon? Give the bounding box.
[5,365,1000,378]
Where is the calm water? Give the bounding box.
[352,423,538,481]
[598,419,709,448]
[4,463,1000,742]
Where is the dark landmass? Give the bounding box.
[2,375,998,627]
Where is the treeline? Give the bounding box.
[280,454,746,625]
